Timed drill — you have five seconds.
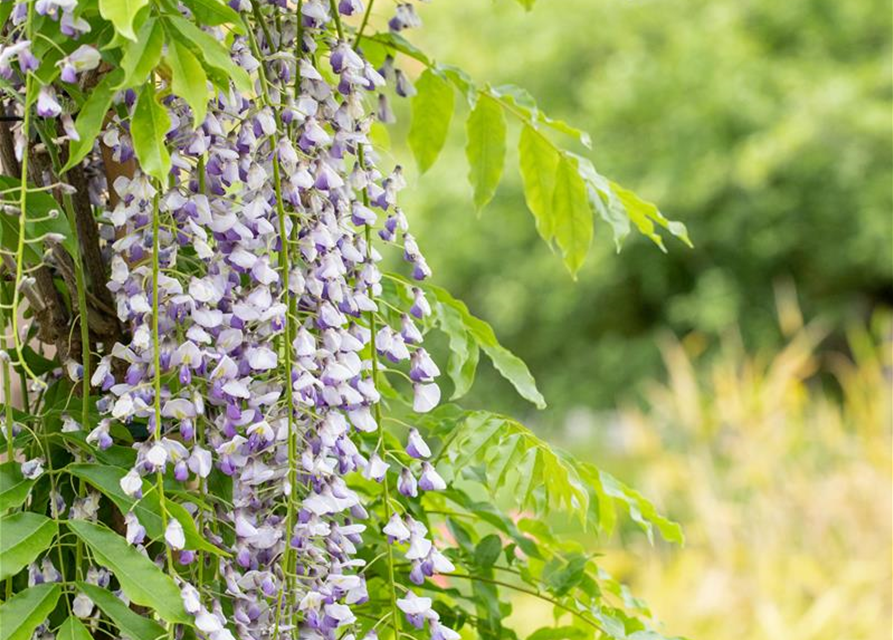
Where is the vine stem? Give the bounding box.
[353,0,376,48]
[33,119,93,434]
[11,71,42,387]
[195,155,206,587]
[440,572,606,633]
[328,0,345,40]
[244,9,298,637]
[151,187,176,640]
[1,289,14,600]
[359,143,402,638]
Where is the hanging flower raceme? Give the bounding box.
[0,0,452,637]
[0,1,688,639]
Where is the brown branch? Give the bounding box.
[66,164,116,313]
[0,121,19,177]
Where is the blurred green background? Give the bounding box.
[372,0,891,638]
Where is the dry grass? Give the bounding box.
[599,302,892,640]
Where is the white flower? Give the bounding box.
[124,511,145,545]
[111,394,134,420]
[165,519,185,550]
[406,428,431,459]
[396,591,433,616]
[247,346,277,370]
[195,609,224,633]
[412,382,441,414]
[181,583,201,614]
[146,442,168,467]
[348,407,376,432]
[119,468,142,497]
[382,514,410,542]
[161,399,196,420]
[61,414,80,432]
[431,622,461,640]
[429,548,455,574]
[405,532,433,561]
[363,452,389,482]
[188,446,212,478]
[72,592,94,618]
[21,458,43,479]
[324,602,356,626]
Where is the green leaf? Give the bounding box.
[168,39,209,128]
[574,154,630,252]
[0,512,58,581]
[552,154,593,278]
[424,281,546,408]
[596,468,684,545]
[610,181,692,251]
[579,463,684,545]
[63,69,125,172]
[57,616,94,640]
[408,69,455,174]
[527,628,588,640]
[513,0,537,10]
[14,345,58,377]
[544,553,588,596]
[99,0,149,40]
[182,0,245,30]
[435,294,479,399]
[0,176,75,261]
[131,84,171,183]
[366,32,431,66]
[441,64,476,106]
[0,461,35,511]
[0,2,14,30]
[474,534,503,568]
[118,18,163,89]
[0,584,61,640]
[441,411,589,521]
[167,17,252,93]
[466,93,507,211]
[518,125,561,244]
[67,463,225,556]
[492,84,590,148]
[447,332,479,400]
[492,84,538,115]
[78,582,167,640]
[67,519,190,624]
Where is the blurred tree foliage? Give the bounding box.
[383,0,892,420]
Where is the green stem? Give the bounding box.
[1,290,14,600]
[10,72,42,386]
[353,0,375,48]
[244,10,298,636]
[151,188,176,638]
[441,572,605,633]
[328,0,345,40]
[359,143,401,638]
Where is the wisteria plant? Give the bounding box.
[0,1,690,639]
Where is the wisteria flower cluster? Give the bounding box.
[0,1,686,640]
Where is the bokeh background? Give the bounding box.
[373,0,892,638]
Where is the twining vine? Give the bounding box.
[0,1,686,640]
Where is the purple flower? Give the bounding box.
[405,428,431,459]
[396,592,434,629]
[124,511,146,545]
[398,467,418,497]
[58,45,100,83]
[36,86,62,118]
[165,519,186,550]
[419,462,446,491]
